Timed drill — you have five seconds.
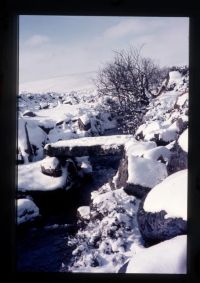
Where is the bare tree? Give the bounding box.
[95,47,167,133]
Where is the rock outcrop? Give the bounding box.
[137,170,187,246]
[137,202,187,246]
[167,143,188,175]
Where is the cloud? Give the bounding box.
[103,18,165,39]
[25,34,50,47]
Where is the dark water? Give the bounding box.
[17,156,121,272]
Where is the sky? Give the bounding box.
[19,16,189,85]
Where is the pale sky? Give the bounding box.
[19,16,189,84]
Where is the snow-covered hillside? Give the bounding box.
[19,72,96,93]
[17,67,188,273]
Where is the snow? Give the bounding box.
[159,128,178,142]
[138,72,188,143]
[176,92,188,107]
[144,169,187,220]
[19,73,96,93]
[127,156,168,188]
[77,206,90,220]
[18,118,29,163]
[18,160,68,191]
[141,121,162,139]
[26,121,47,160]
[48,127,77,143]
[17,198,39,224]
[125,140,156,157]
[18,118,47,162]
[126,235,187,274]
[169,71,182,83]
[143,146,171,162]
[99,112,117,131]
[178,129,188,153]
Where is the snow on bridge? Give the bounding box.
[44,135,135,157]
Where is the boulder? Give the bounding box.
[113,155,167,199]
[142,146,171,164]
[137,204,187,246]
[113,157,151,199]
[124,184,151,199]
[167,142,187,174]
[137,170,187,246]
[40,156,62,177]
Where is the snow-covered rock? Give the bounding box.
[175,92,188,109]
[144,169,187,220]
[113,146,168,199]
[48,126,77,143]
[17,198,39,224]
[143,146,171,163]
[137,170,187,245]
[18,90,117,149]
[167,142,188,174]
[125,140,156,156]
[18,118,47,163]
[126,235,186,274]
[127,155,168,189]
[18,118,33,163]
[178,129,188,153]
[77,206,90,221]
[78,114,91,131]
[40,156,62,177]
[44,135,134,158]
[135,69,188,147]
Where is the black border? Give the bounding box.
[1,0,200,282]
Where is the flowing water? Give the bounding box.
[17,155,121,272]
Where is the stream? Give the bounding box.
[17,155,121,272]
